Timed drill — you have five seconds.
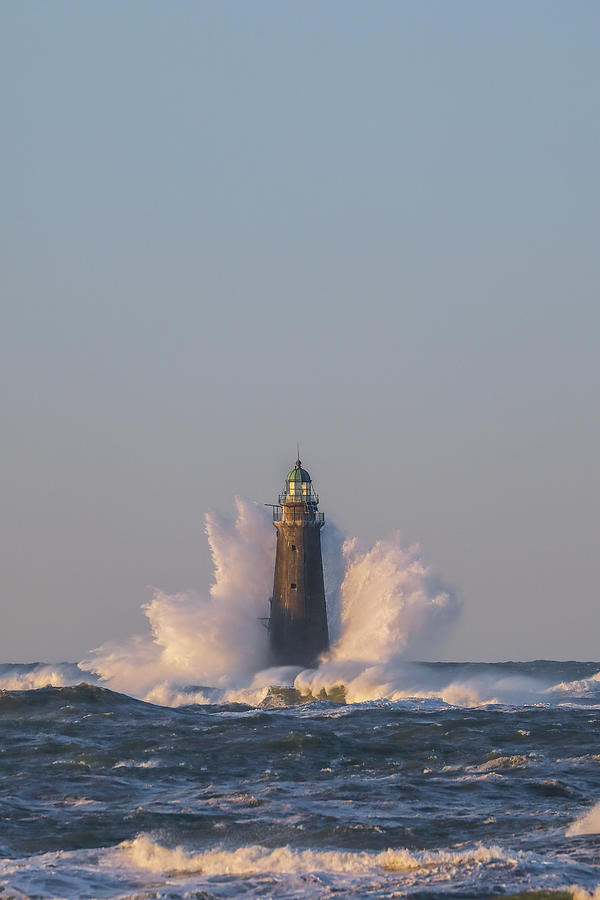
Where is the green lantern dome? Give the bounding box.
[287,459,311,483]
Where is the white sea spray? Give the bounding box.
[81,498,466,705]
[567,801,600,836]
[0,667,71,690]
[81,498,275,698]
[0,496,572,712]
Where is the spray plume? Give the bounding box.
[82,499,274,699]
[80,498,462,705]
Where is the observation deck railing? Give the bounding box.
[270,504,325,526]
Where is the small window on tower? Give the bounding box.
[291,544,296,551]
[290,583,296,589]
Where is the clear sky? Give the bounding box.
[1,0,598,663]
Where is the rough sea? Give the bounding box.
[3,502,600,898]
[3,659,600,899]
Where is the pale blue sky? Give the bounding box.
[1,1,598,661]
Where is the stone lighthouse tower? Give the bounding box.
[268,458,329,667]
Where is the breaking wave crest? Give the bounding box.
[0,666,71,691]
[551,672,600,699]
[0,663,95,692]
[117,834,514,876]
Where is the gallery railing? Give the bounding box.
[268,505,325,526]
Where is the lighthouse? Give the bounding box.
[268,458,329,667]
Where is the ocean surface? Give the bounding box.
[3,660,600,899]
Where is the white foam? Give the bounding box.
[294,663,547,708]
[567,801,600,836]
[570,887,600,900]
[0,836,541,900]
[551,672,600,698]
[117,834,514,876]
[468,754,530,773]
[144,682,211,707]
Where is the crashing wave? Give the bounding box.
[80,498,462,706]
[117,834,516,876]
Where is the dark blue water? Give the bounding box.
[2,661,600,898]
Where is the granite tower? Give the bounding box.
[268,459,329,667]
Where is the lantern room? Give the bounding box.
[281,459,319,504]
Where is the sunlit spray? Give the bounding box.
[82,497,464,705]
[81,499,274,701]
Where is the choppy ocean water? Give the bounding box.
[3,661,600,899]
